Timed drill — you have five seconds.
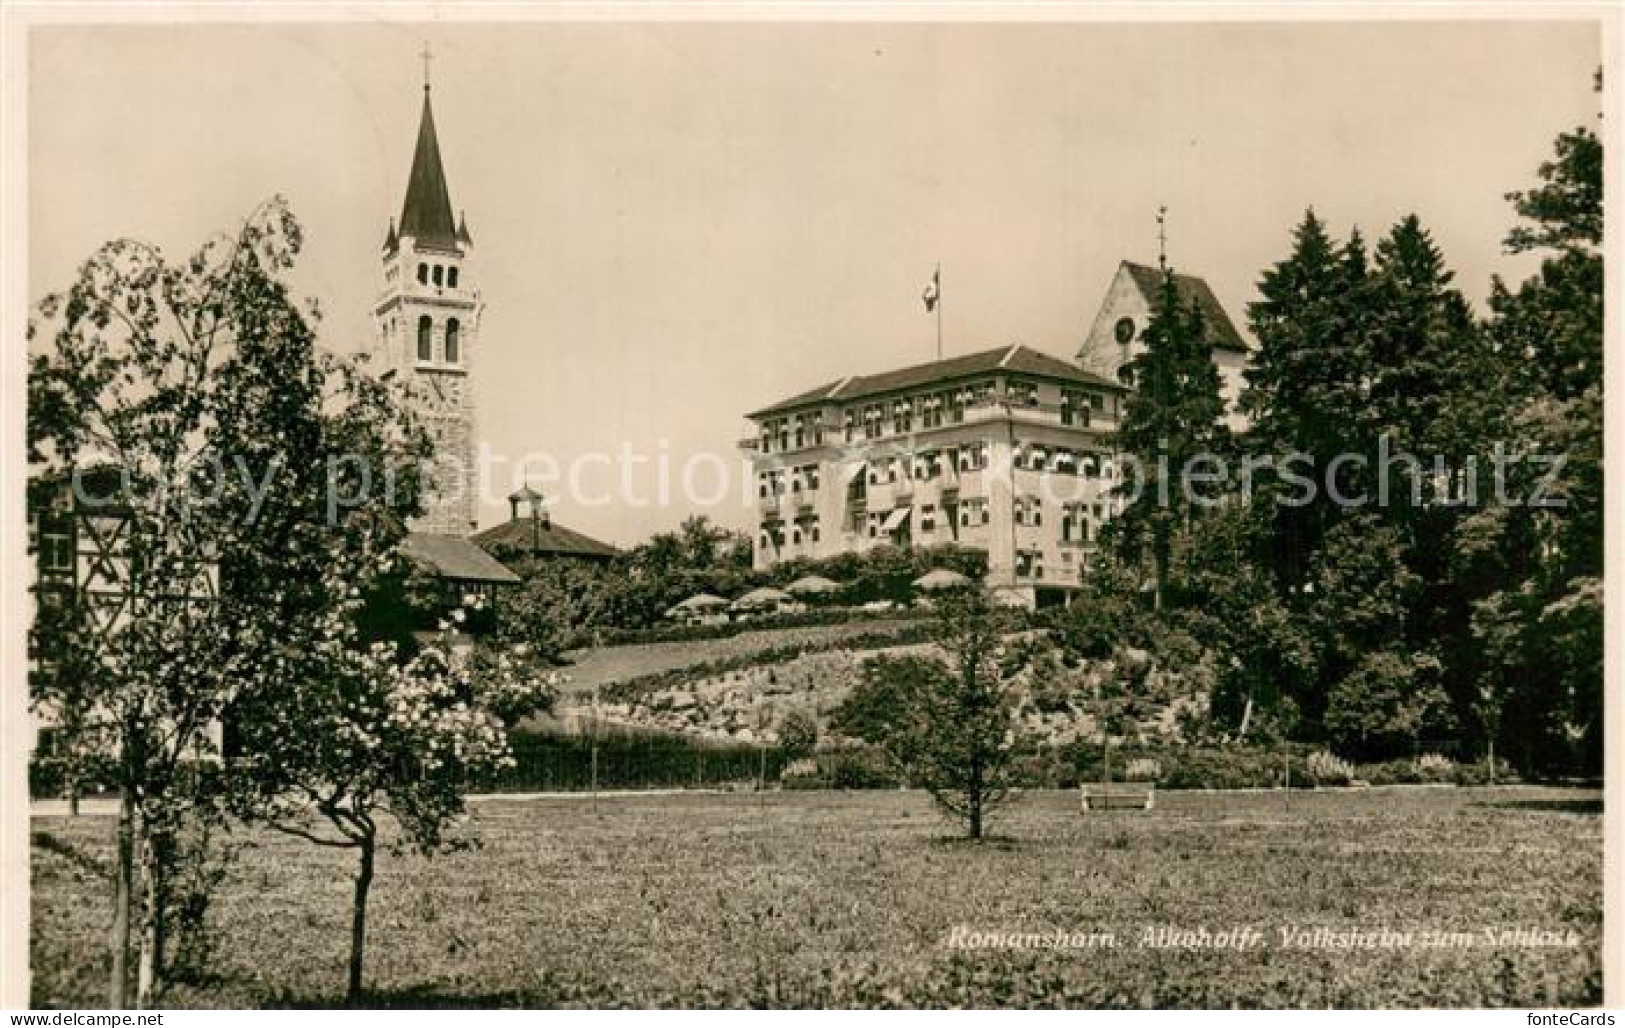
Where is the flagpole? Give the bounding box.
[935,262,943,362]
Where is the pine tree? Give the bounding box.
[1241,210,1374,587]
[1113,266,1228,609]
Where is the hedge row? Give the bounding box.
[27,737,1520,801]
[483,727,791,792]
[577,608,929,649]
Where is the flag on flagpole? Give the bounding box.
[922,266,940,312]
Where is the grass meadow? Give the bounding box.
[31,786,1601,1008]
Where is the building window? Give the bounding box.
[417,263,428,284]
[1016,550,1043,579]
[448,266,459,288]
[445,319,460,363]
[432,265,445,287]
[417,316,433,361]
[1008,379,1039,407]
[38,520,73,572]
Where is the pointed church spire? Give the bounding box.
[383,216,399,253]
[398,70,459,250]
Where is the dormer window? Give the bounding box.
[417,316,432,361]
[445,319,460,363]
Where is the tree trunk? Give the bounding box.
[136,830,170,1007]
[1237,694,1254,741]
[347,834,376,1004]
[136,845,158,1007]
[109,787,134,1009]
[1487,737,1496,787]
[967,757,984,840]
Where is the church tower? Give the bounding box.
[373,61,482,536]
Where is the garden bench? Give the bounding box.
[1079,782,1155,812]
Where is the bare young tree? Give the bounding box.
[834,589,1030,839]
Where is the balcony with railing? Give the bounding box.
[741,417,839,457]
[959,396,1116,433]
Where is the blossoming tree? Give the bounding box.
[28,198,430,1006]
[227,591,559,1003]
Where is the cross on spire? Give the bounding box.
[420,42,434,91]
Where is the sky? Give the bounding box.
[27,19,1602,545]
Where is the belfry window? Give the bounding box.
[417,263,428,284]
[445,319,460,363]
[447,267,459,288]
[417,316,433,361]
[432,265,444,287]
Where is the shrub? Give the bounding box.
[1122,757,1161,782]
[828,748,903,790]
[1415,752,1455,781]
[1360,759,1417,786]
[777,710,819,761]
[1453,758,1521,787]
[1154,747,1310,790]
[1307,750,1355,786]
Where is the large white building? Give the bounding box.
[742,263,1250,606]
[744,344,1127,606]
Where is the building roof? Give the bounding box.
[1120,262,1248,354]
[401,531,520,584]
[748,344,1122,419]
[398,87,461,250]
[472,516,620,561]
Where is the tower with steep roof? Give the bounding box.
[373,61,483,536]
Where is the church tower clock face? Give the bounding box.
[371,71,483,537]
